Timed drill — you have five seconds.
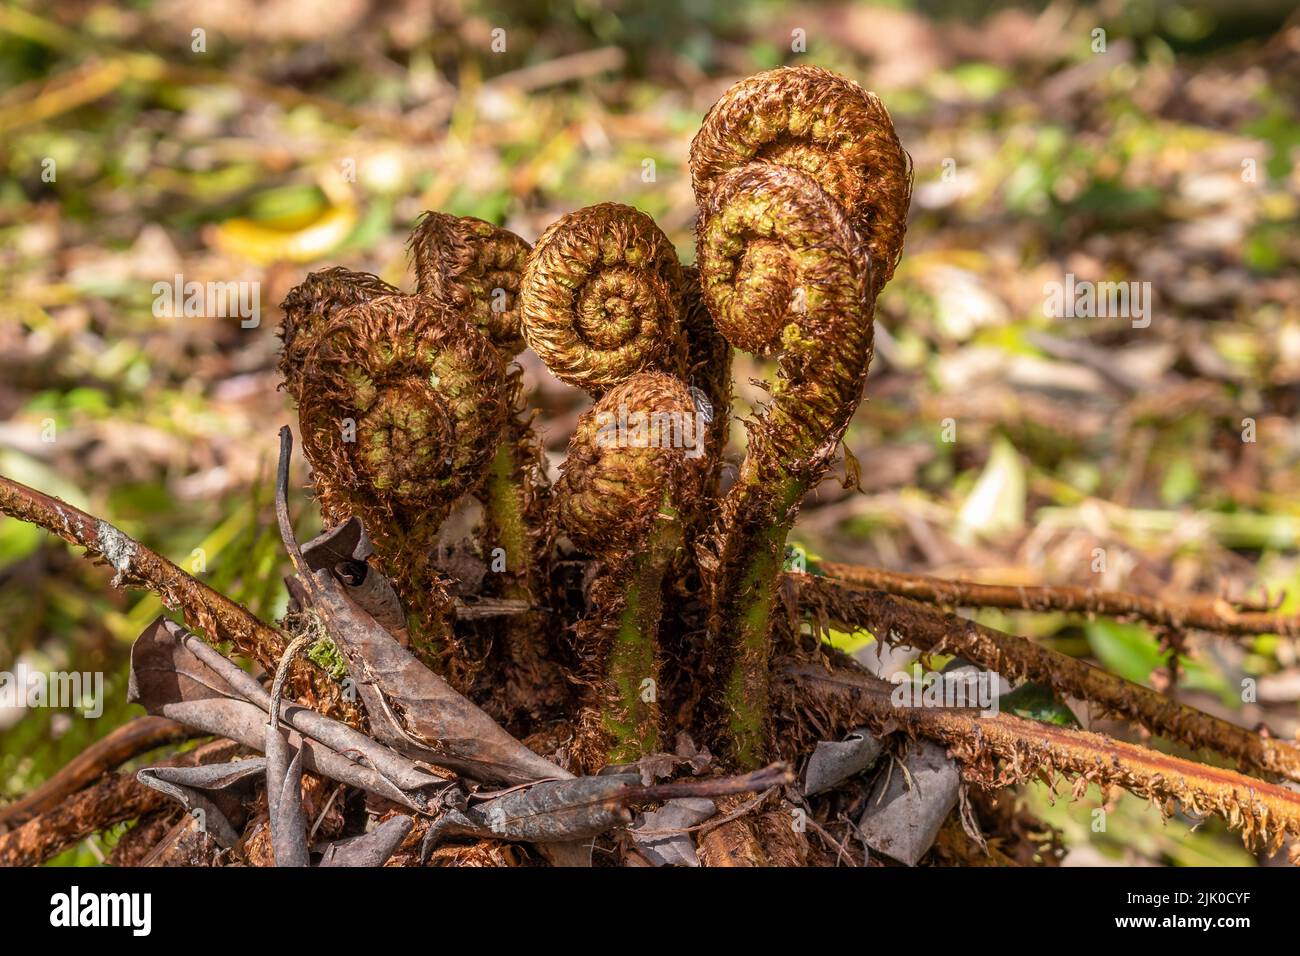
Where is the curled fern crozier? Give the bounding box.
[278,267,398,395]
[408,211,532,354]
[554,371,707,768]
[289,292,510,669]
[519,203,685,394]
[689,65,912,767]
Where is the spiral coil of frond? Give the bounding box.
[278,267,398,395]
[689,65,912,767]
[408,212,533,355]
[554,371,706,768]
[519,203,685,394]
[690,64,912,297]
[283,291,510,669]
[294,294,509,531]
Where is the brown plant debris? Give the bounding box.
[796,574,1300,783]
[818,561,1300,639]
[0,474,351,717]
[779,661,1300,860]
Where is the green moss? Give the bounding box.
[306,634,348,681]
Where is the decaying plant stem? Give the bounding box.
[796,575,1300,783]
[780,662,1300,859]
[818,561,1300,639]
[0,739,238,867]
[0,716,192,829]
[0,474,349,716]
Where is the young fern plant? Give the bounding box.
[408,213,550,603]
[279,287,511,680]
[407,212,569,717]
[555,372,706,769]
[689,65,913,767]
[11,64,1300,867]
[517,202,695,767]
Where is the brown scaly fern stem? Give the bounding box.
[688,65,913,767]
[779,661,1300,862]
[818,561,1300,640]
[0,474,356,721]
[516,203,698,766]
[553,372,707,770]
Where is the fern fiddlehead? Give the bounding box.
[518,204,701,765]
[689,66,912,766]
[408,211,533,355]
[281,289,510,675]
[555,371,706,768]
[519,202,685,394]
[408,212,548,596]
[278,267,398,395]
[407,212,568,717]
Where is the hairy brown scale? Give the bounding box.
[519,203,684,394]
[408,212,532,354]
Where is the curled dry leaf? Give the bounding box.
[266,635,312,867]
[631,797,717,867]
[318,815,415,867]
[128,617,451,810]
[300,567,568,786]
[803,727,883,796]
[858,740,961,867]
[298,517,406,638]
[135,760,265,849]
